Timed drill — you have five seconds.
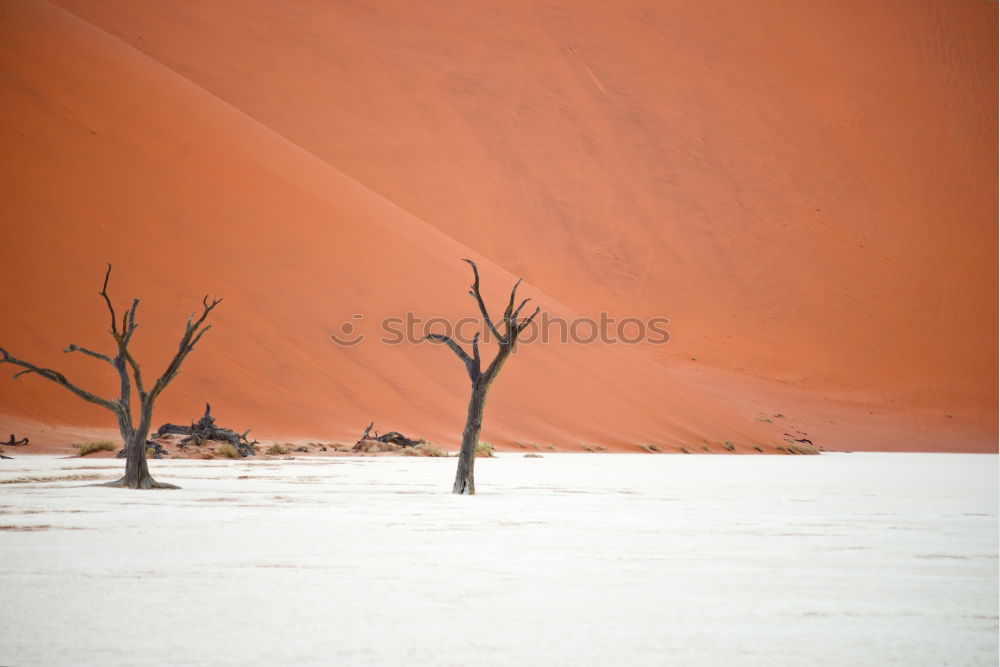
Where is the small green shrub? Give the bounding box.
[679,447,690,454]
[753,445,764,453]
[75,441,116,457]
[723,441,736,452]
[700,444,710,452]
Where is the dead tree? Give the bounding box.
[150,403,257,456]
[352,421,422,452]
[424,259,540,494]
[0,265,220,489]
[0,434,29,460]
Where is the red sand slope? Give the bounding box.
[0,0,779,453]
[47,0,999,451]
[2,0,996,451]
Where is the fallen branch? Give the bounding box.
[0,434,28,460]
[144,403,257,457]
[352,421,423,452]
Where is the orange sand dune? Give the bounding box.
[0,0,780,453]
[2,0,996,452]
[43,0,999,451]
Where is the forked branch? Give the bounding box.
[463,258,503,342]
[148,295,222,401]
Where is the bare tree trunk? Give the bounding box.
[453,383,488,494]
[105,407,177,489]
[123,429,153,488]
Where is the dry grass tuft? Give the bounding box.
[524,453,543,458]
[401,442,446,457]
[785,442,819,455]
[266,443,291,456]
[723,441,736,452]
[75,441,117,457]
[417,442,446,457]
[353,439,401,453]
[475,441,495,458]
[216,443,239,459]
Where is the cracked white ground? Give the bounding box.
[1,453,996,666]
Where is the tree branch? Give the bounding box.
[424,333,478,380]
[122,298,140,345]
[470,332,481,375]
[517,306,541,335]
[511,297,531,322]
[64,343,113,364]
[148,296,221,401]
[96,267,140,411]
[463,259,503,342]
[0,347,118,412]
[99,263,119,337]
[121,347,146,399]
[502,277,523,326]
